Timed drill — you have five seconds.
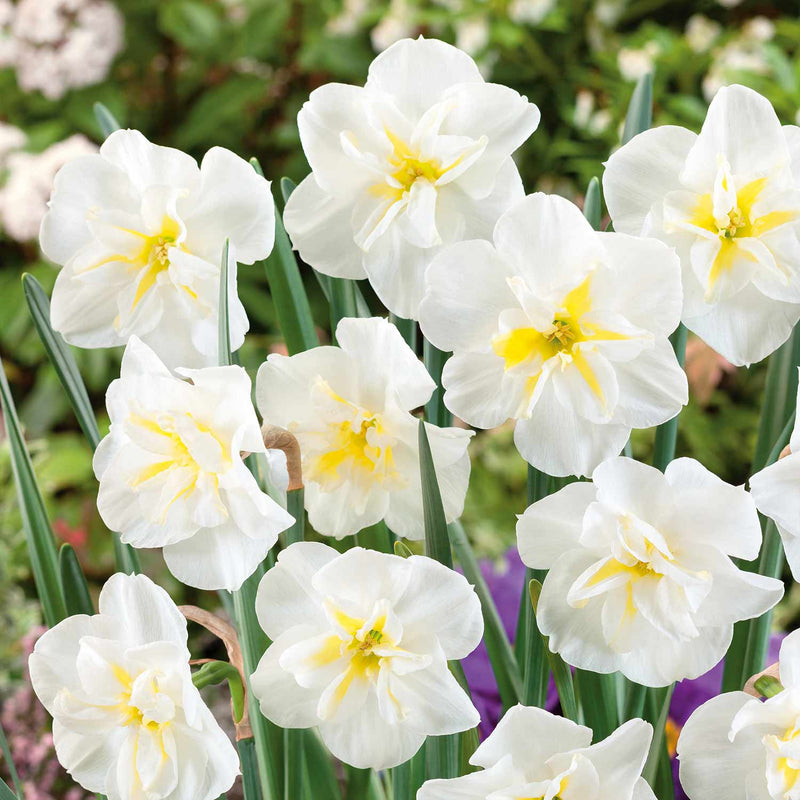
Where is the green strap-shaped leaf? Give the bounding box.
[574,669,619,741]
[651,323,687,473]
[93,101,122,138]
[449,520,523,709]
[250,160,319,356]
[529,580,578,722]
[418,420,453,569]
[0,360,66,627]
[418,421,462,779]
[621,72,653,145]
[23,274,140,575]
[237,738,263,800]
[0,777,17,800]
[423,341,450,428]
[23,274,100,449]
[219,239,233,367]
[0,721,22,799]
[59,543,94,616]
[642,684,675,797]
[583,177,603,232]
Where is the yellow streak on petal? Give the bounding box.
[570,349,605,403]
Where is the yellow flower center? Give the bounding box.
[127,411,231,522]
[111,664,175,734]
[304,381,401,491]
[491,274,629,408]
[689,176,798,293]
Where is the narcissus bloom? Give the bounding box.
[750,373,800,581]
[604,84,800,366]
[418,704,655,800]
[678,629,800,800]
[283,36,539,319]
[418,192,687,477]
[40,128,274,370]
[250,543,483,769]
[256,316,472,539]
[28,573,239,800]
[517,457,783,686]
[94,336,293,590]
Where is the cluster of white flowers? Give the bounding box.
[2,0,123,100]
[1,133,96,242]
[23,33,800,800]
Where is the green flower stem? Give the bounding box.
[237,738,263,800]
[642,684,675,799]
[723,329,800,693]
[651,324,688,473]
[574,670,619,740]
[516,466,551,707]
[390,314,418,351]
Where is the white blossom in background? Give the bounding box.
[40,128,274,370]
[617,42,659,82]
[11,0,124,101]
[517,456,783,686]
[250,543,483,770]
[509,0,555,25]
[678,628,800,800]
[0,121,25,163]
[742,16,776,42]
[455,16,490,56]
[0,133,95,243]
[418,192,687,478]
[685,14,721,54]
[283,36,540,319]
[604,85,800,366]
[327,0,370,36]
[256,316,472,539]
[370,0,415,53]
[701,41,770,101]
[419,705,655,800]
[28,573,239,800]
[94,337,293,591]
[750,372,800,581]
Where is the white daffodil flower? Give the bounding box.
[94,336,293,591]
[249,542,483,770]
[256,316,472,539]
[418,192,687,478]
[283,36,540,319]
[28,573,239,800]
[603,84,800,366]
[40,128,274,370]
[750,371,800,581]
[678,629,800,800]
[418,704,655,800]
[517,456,783,687]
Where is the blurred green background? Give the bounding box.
[2,0,800,794]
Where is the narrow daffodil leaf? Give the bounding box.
[423,340,450,428]
[23,274,100,449]
[583,177,602,232]
[449,520,522,709]
[0,777,16,800]
[622,72,653,145]
[93,101,121,139]
[651,323,688,473]
[0,360,66,627]
[303,731,342,800]
[529,580,578,722]
[0,721,22,799]
[249,161,319,356]
[574,668,620,741]
[725,329,800,693]
[58,544,94,616]
[643,684,675,796]
[218,239,232,367]
[418,420,453,569]
[23,274,140,575]
[280,176,297,205]
[284,729,305,800]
